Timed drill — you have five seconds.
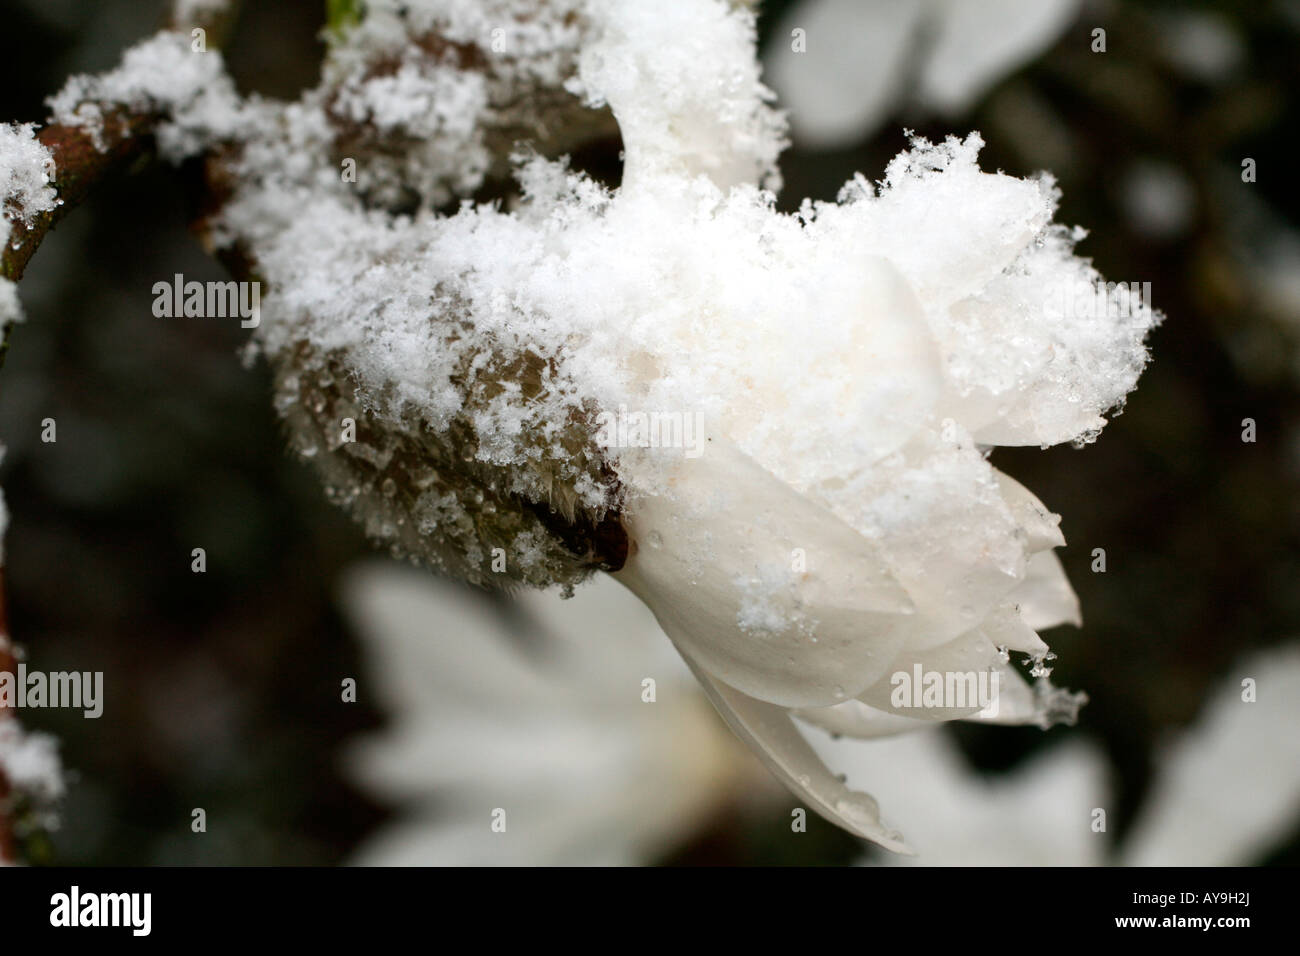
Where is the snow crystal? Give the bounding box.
[0,122,58,248]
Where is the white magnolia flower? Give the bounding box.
[599,130,1156,848]
[766,0,1083,147]
[88,0,1157,850]
[1117,643,1300,866]
[342,563,769,866]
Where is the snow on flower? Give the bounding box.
[341,563,764,865]
[28,0,1158,848]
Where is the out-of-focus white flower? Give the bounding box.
[0,720,65,838]
[1118,643,1300,866]
[346,546,1300,867]
[797,642,1300,866]
[342,563,768,866]
[766,0,1082,147]
[823,730,1109,866]
[1152,9,1244,85]
[1120,159,1197,240]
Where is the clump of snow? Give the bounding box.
[0,279,23,327]
[567,0,787,189]
[321,0,607,209]
[819,133,1158,446]
[46,31,244,159]
[330,54,492,207]
[328,0,589,88]
[0,721,65,831]
[0,122,58,248]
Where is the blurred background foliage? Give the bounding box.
[0,0,1296,864]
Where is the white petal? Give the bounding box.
[616,434,916,708]
[339,561,555,718]
[917,0,1082,114]
[829,431,1029,652]
[765,0,926,148]
[795,699,937,739]
[350,805,639,867]
[803,661,1084,740]
[1009,550,1082,631]
[514,572,692,694]
[980,602,1050,656]
[804,726,1108,866]
[681,650,913,853]
[857,626,1002,720]
[1120,643,1300,866]
[995,470,1066,552]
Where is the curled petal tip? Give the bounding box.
[678,646,913,853]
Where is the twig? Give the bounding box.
[1,0,242,372]
[0,110,161,369]
[0,1,245,864]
